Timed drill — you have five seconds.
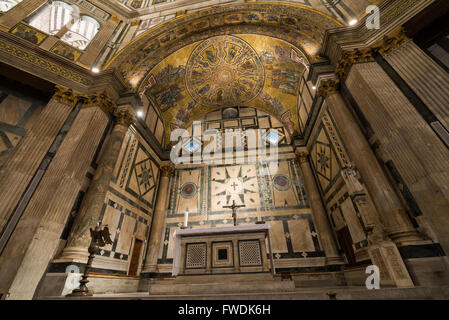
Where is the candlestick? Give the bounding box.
[184,209,189,227]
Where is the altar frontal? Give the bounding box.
[172,225,275,276]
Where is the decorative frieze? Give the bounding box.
[374,27,410,57]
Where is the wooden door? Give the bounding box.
[128,239,143,276]
[336,227,357,266]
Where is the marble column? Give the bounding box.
[295,150,341,265]
[323,84,420,244]
[141,165,174,274]
[0,98,110,300]
[341,166,414,288]
[384,39,449,131]
[0,86,76,235]
[62,108,135,259]
[344,60,449,257]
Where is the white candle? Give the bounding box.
[184,209,189,227]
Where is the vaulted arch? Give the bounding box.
[107,2,341,145]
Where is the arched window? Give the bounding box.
[0,0,23,12]
[27,1,99,50]
[27,1,76,35]
[61,15,100,50]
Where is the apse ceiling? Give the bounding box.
[143,34,307,143]
[108,2,342,144]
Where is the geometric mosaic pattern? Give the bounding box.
[185,243,207,269]
[238,240,262,266]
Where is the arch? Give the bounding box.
[27,1,77,35]
[61,14,100,50]
[106,2,341,93]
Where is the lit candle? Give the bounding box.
[184,209,189,227]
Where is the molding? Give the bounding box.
[322,0,435,66]
[0,29,127,97]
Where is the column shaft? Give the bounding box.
[344,61,449,252]
[326,91,418,243]
[385,40,449,130]
[0,92,75,234]
[65,121,129,253]
[296,151,340,263]
[0,106,109,300]
[142,165,174,273]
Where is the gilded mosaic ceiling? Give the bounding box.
[107,3,341,144]
[144,34,308,144]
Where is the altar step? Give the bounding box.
[144,273,296,296]
[48,285,449,300]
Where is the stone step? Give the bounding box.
[48,286,449,300]
[148,279,296,295]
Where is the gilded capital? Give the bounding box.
[161,165,175,177]
[335,47,374,81]
[114,109,135,127]
[318,79,340,98]
[373,27,410,57]
[296,151,309,164]
[79,93,117,116]
[53,85,79,106]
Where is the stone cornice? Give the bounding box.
[0,29,127,98]
[333,26,410,81]
[322,0,434,67]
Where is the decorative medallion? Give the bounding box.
[222,107,239,119]
[181,183,198,199]
[273,174,290,191]
[185,35,264,107]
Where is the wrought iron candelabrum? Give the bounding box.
[67,222,113,297]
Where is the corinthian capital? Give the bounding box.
[114,109,135,127]
[295,151,309,164]
[53,85,79,106]
[81,93,117,116]
[318,79,340,98]
[373,27,410,57]
[161,165,175,177]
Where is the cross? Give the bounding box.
[223,200,246,226]
[231,181,239,191]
